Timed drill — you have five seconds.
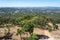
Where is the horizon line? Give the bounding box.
[0,6,60,8]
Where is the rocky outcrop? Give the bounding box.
[0,28,7,37]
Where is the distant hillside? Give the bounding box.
[0,7,60,18]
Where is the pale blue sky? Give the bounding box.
[0,0,60,7]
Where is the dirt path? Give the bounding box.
[33,28,55,40]
[44,30,55,40]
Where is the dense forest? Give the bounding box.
[0,7,60,40]
[0,7,60,24]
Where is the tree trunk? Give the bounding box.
[20,34,22,40]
